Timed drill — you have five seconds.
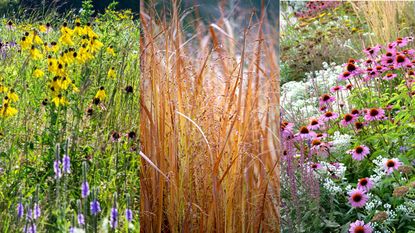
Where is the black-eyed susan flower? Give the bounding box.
[52,93,68,107]
[33,68,44,78]
[106,46,116,56]
[95,87,106,101]
[108,67,116,79]
[7,89,19,102]
[30,45,43,60]
[0,102,18,118]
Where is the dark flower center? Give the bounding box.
[352,193,362,202]
[344,114,353,122]
[386,52,393,57]
[347,63,356,72]
[343,72,350,77]
[387,160,395,168]
[355,122,363,129]
[387,73,393,77]
[322,95,330,101]
[354,226,365,233]
[311,120,318,125]
[325,112,333,117]
[312,139,321,146]
[369,109,379,116]
[359,179,368,186]
[351,109,359,115]
[355,146,363,154]
[396,55,406,63]
[387,58,393,64]
[300,127,309,134]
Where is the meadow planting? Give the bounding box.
[281,1,415,233]
[0,2,140,232]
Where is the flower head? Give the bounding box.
[349,220,372,233]
[348,189,368,208]
[341,113,357,126]
[364,108,385,121]
[357,177,374,192]
[348,145,370,161]
[319,111,339,122]
[383,158,402,174]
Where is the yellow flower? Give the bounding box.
[20,36,32,50]
[95,87,106,101]
[106,46,116,56]
[33,69,44,78]
[71,83,80,93]
[7,90,19,102]
[108,67,116,79]
[0,103,18,118]
[0,84,8,93]
[52,94,68,107]
[30,46,43,60]
[89,37,103,53]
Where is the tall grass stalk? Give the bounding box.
[140,1,279,232]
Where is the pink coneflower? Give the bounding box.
[319,94,335,106]
[402,49,415,56]
[320,111,339,122]
[357,177,374,192]
[351,109,360,116]
[281,121,294,138]
[311,139,331,157]
[319,106,328,112]
[383,158,402,174]
[349,220,373,233]
[346,84,353,90]
[310,162,322,171]
[363,45,381,57]
[374,65,386,73]
[330,85,344,93]
[364,108,385,121]
[381,56,395,67]
[341,113,357,126]
[394,54,411,68]
[339,71,352,80]
[296,126,316,140]
[348,189,369,208]
[354,122,365,131]
[348,145,370,161]
[307,118,323,130]
[364,59,373,66]
[383,73,397,80]
[394,37,409,47]
[315,133,328,139]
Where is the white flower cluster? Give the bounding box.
[331,131,352,153]
[319,161,347,179]
[369,156,386,186]
[281,62,345,121]
[396,204,411,215]
[364,194,382,212]
[322,177,342,194]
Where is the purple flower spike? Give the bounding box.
[54,160,62,179]
[77,213,85,225]
[17,202,24,218]
[90,200,101,215]
[33,203,41,219]
[81,181,89,198]
[110,207,118,229]
[63,154,71,174]
[126,208,133,222]
[24,224,37,233]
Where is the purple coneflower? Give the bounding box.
[363,45,381,57]
[281,121,294,138]
[383,158,402,175]
[348,145,370,161]
[340,113,357,126]
[349,220,373,233]
[357,177,374,192]
[394,54,411,68]
[364,108,385,121]
[319,94,335,106]
[319,111,339,122]
[307,118,323,130]
[348,189,368,208]
[296,126,316,140]
[382,73,397,80]
[330,85,344,93]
